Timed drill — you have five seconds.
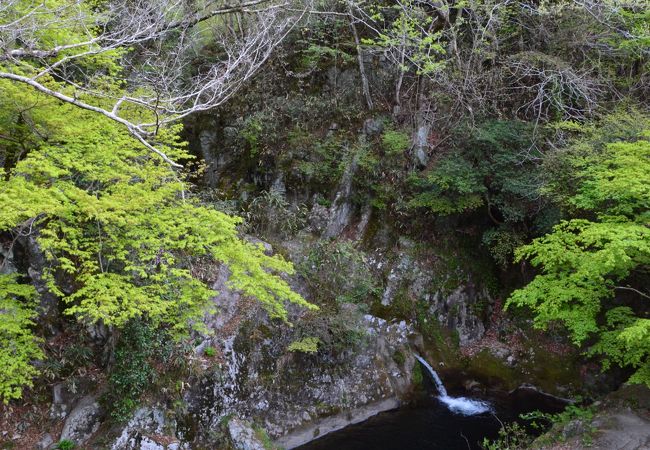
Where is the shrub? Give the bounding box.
[0,274,43,403]
[103,320,163,421]
[481,422,531,450]
[381,129,411,156]
[243,188,308,238]
[298,240,381,307]
[55,440,76,450]
[287,337,320,354]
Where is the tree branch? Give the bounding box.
[0,72,182,168]
[615,286,650,300]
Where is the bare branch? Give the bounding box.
[0,0,311,167]
[0,71,182,168]
[615,286,650,300]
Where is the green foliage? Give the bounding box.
[240,116,264,156]
[287,336,320,354]
[482,227,526,268]
[409,120,541,218]
[0,76,314,400]
[0,1,124,79]
[0,274,43,403]
[411,362,423,385]
[0,80,313,327]
[243,188,308,239]
[292,303,368,356]
[408,157,485,214]
[510,219,649,341]
[508,113,650,385]
[522,403,594,431]
[290,132,348,189]
[299,240,380,306]
[55,440,76,450]
[483,405,595,449]
[363,1,446,76]
[294,240,376,355]
[381,129,411,156]
[103,320,167,421]
[569,138,650,217]
[203,346,217,358]
[523,403,595,446]
[252,423,281,450]
[392,350,406,366]
[481,422,531,450]
[292,15,354,72]
[298,43,355,71]
[352,125,410,210]
[589,308,650,385]
[41,335,94,382]
[408,120,543,265]
[543,109,650,207]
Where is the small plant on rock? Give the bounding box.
[287,337,320,354]
[56,439,76,450]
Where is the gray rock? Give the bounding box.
[463,380,482,392]
[323,150,359,238]
[50,382,87,420]
[430,285,487,345]
[362,118,384,137]
[132,436,181,450]
[490,346,511,360]
[60,395,102,444]
[0,241,16,275]
[412,124,429,167]
[588,410,650,450]
[326,67,358,96]
[380,244,413,306]
[185,271,416,448]
[227,419,267,450]
[307,202,330,234]
[23,236,60,332]
[34,433,54,450]
[110,407,171,450]
[326,123,339,137]
[562,419,587,439]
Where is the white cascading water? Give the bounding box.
[414,355,494,416]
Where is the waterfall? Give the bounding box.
[414,355,448,396]
[414,355,494,416]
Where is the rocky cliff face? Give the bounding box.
[95,259,488,449]
[186,265,416,448]
[98,101,496,448]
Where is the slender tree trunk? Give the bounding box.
[394,29,407,115]
[348,11,373,111]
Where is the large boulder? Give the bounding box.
[60,395,103,445]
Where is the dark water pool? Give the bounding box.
[296,395,504,450]
[296,387,565,450]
